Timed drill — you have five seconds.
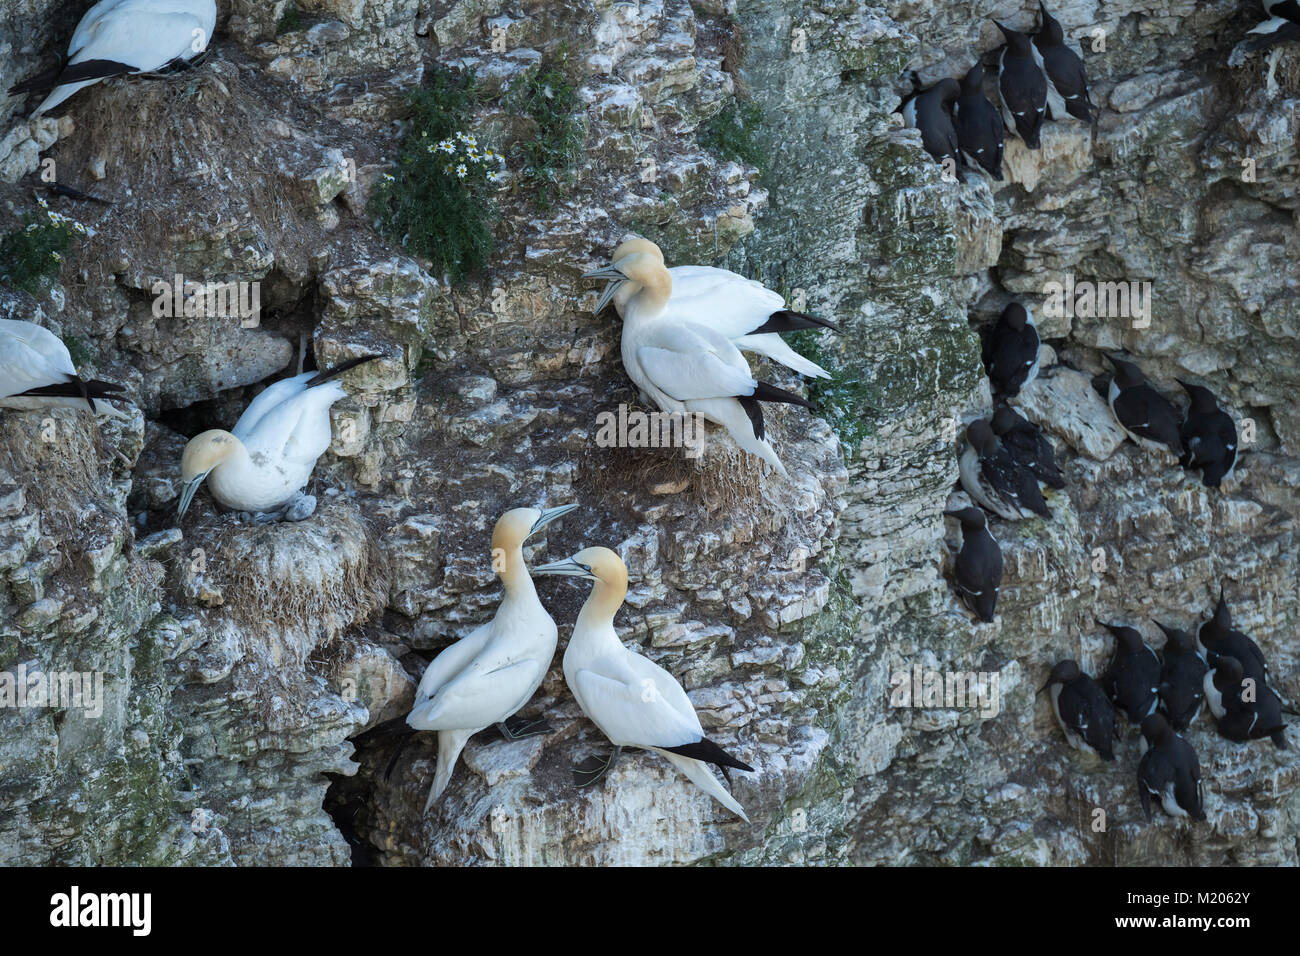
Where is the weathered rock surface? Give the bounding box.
[0,0,1297,867]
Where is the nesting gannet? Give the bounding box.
[532,546,754,821]
[0,319,128,417]
[593,239,839,380]
[404,504,577,810]
[7,0,218,117]
[583,245,817,477]
[178,354,381,521]
[1136,714,1205,822]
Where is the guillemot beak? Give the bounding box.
[527,503,578,540]
[531,555,599,582]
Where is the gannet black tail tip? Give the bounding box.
[751,309,843,335]
[661,738,754,772]
[750,380,814,410]
[306,353,385,387]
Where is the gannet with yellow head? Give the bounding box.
[592,237,840,380]
[532,546,754,821]
[582,245,816,478]
[177,354,381,521]
[0,319,129,418]
[405,504,578,810]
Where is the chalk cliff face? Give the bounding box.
[0,0,1296,866]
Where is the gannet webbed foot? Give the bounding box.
[572,745,622,788]
[281,492,317,522]
[498,715,552,740]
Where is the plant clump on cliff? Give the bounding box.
[0,198,83,295]
[370,70,503,283]
[507,55,586,210]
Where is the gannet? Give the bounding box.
[404,504,577,811]
[532,546,754,821]
[178,354,381,521]
[7,0,218,117]
[583,245,817,477]
[592,239,840,380]
[0,318,128,417]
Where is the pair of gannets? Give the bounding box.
[582,239,839,478]
[178,354,381,522]
[8,0,217,116]
[0,319,129,417]
[402,512,753,821]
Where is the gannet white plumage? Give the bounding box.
[532,546,754,821]
[583,245,817,477]
[7,0,218,116]
[595,239,840,381]
[405,504,577,811]
[0,318,128,417]
[177,354,381,521]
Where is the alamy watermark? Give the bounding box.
[152,273,261,327]
[594,405,707,458]
[889,662,1001,719]
[1042,274,1152,329]
[0,663,104,718]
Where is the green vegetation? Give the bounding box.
[370,70,499,283]
[0,201,82,295]
[698,101,767,168]
[787,327,874,458]
[507,57,586,210]
[276,4,302,34]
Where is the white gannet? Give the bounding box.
[177,354,381,522]
[405,504,577,811]
[7,0,218,117]
[532,546,754,821]
[594,238,839,380]
[583,247,815,477]
[0,318,128,417]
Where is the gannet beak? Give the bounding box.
[581,264,626,281]
[527,503,578,539]
[177,473,209,519]
[592,280,626,314]
[530,556,599,582]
